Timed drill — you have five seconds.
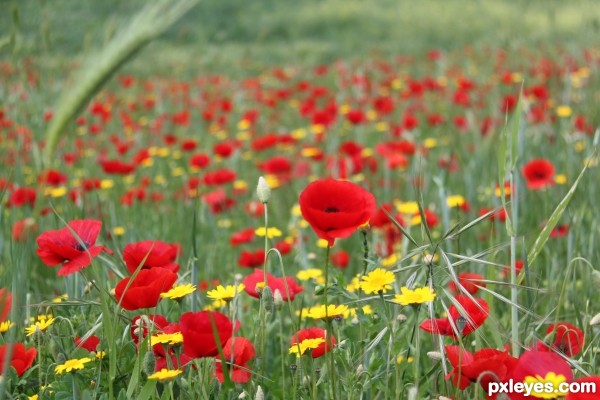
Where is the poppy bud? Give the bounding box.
[592,270,600,291]
[255,385,264,400]
[427,351,443,361]
[273,289,283,308]
[590,313,600,326]
[356,364,365,376]
[262,286,274,313]
[143,351,156,375]
[256,177,271,204]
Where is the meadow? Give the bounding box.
[1,0,600,399]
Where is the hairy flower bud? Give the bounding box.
[256,177,271,204]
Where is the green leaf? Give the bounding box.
[527,161,590,266]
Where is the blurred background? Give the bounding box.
[1,0,599,75]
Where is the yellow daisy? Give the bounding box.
[55,358,92,374]
[392,286,436,306]
[289,338,325,357]
[206,284,245,303]
[160,284,196,300]
[360,268,396,294]
[255,227,283,238]
[150,332,184,347]
[307,304,349,320]
[25,317,56,337]
[147,368,182,382]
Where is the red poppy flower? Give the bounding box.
[522,159,555,190]
[114,268,178,311]
[0,342,37,377]
[75,335,100,352]
[509,351,574,400]
[123,240,180,274]
[203,168,237,186]
[180,311,234,358]
[11,218,37,242]
[230,228,255,247]
[237,249,265,268]
[536,322,584,357]
[215,337,255,383]
[245,201,265,218]
[258,156,292,175]
[242,269,303,301]
[36,219,111,276]
[291,327,336,358]
[299,179,376,246]
[7,187,36,208]
[445,345,517,395]
[550,224,570,238]
[38,169,68,186]
[448,272,486,295]
[330,250,350,268]
[420,295,489,338]
[0,288,11,323]
[100,159,136,175]
[189,153,211,169]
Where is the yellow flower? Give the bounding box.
[95,351,106,359]
[28,395,38,400]
[206,284,245,303]
[360,268,396,294]
[289,338,326,357]
[554,174,567,185]
[254,227,282,238]
[150,332,184,347]
[446,195,466,208]
[52,294,68,303]
[147,368,182,382]
[346,275,361,293]
[100,179,114,189]
[0,320,15,333]
[25,317,56,337]
[523,372,569,398]
[555,105,573,118]
[316,239,330,248]
[423,138,438,149]
[392,287,436,306]
[160,284,196,300]
[381,254,398,268]
[307,304,349,320]
[55,358,92,374]
[396,201,420,215]
[112,226,126,236]
[296,269,323,282]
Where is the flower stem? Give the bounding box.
[323,245,337,400]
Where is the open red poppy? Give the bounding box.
[420,295,489,338]
[123,240,181,274]
[215,336,255,383]
[445,345,517,396]
[299,179,376,246]
[36,219,111,276]
[536,322,584,357]
[180,311,234,359]
[114,268,178,311]
[242,268,304,301]
[522,158,555,190]
[0,342,37,377]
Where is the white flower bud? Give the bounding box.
[590,313,600,326]
[255,386,264,400]
[356,364,365,376]
[427,351,443,361]
[256,176,271,204]
[273,289,283,307]
[238,392,247,399]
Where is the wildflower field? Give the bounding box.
[2,0,600,399]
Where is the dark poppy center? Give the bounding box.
[324,207,340,213]
[533,170,548,179]
[74,242,91,251]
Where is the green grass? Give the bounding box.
[3,0,600,74]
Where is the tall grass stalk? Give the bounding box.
[43,0,199,165]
